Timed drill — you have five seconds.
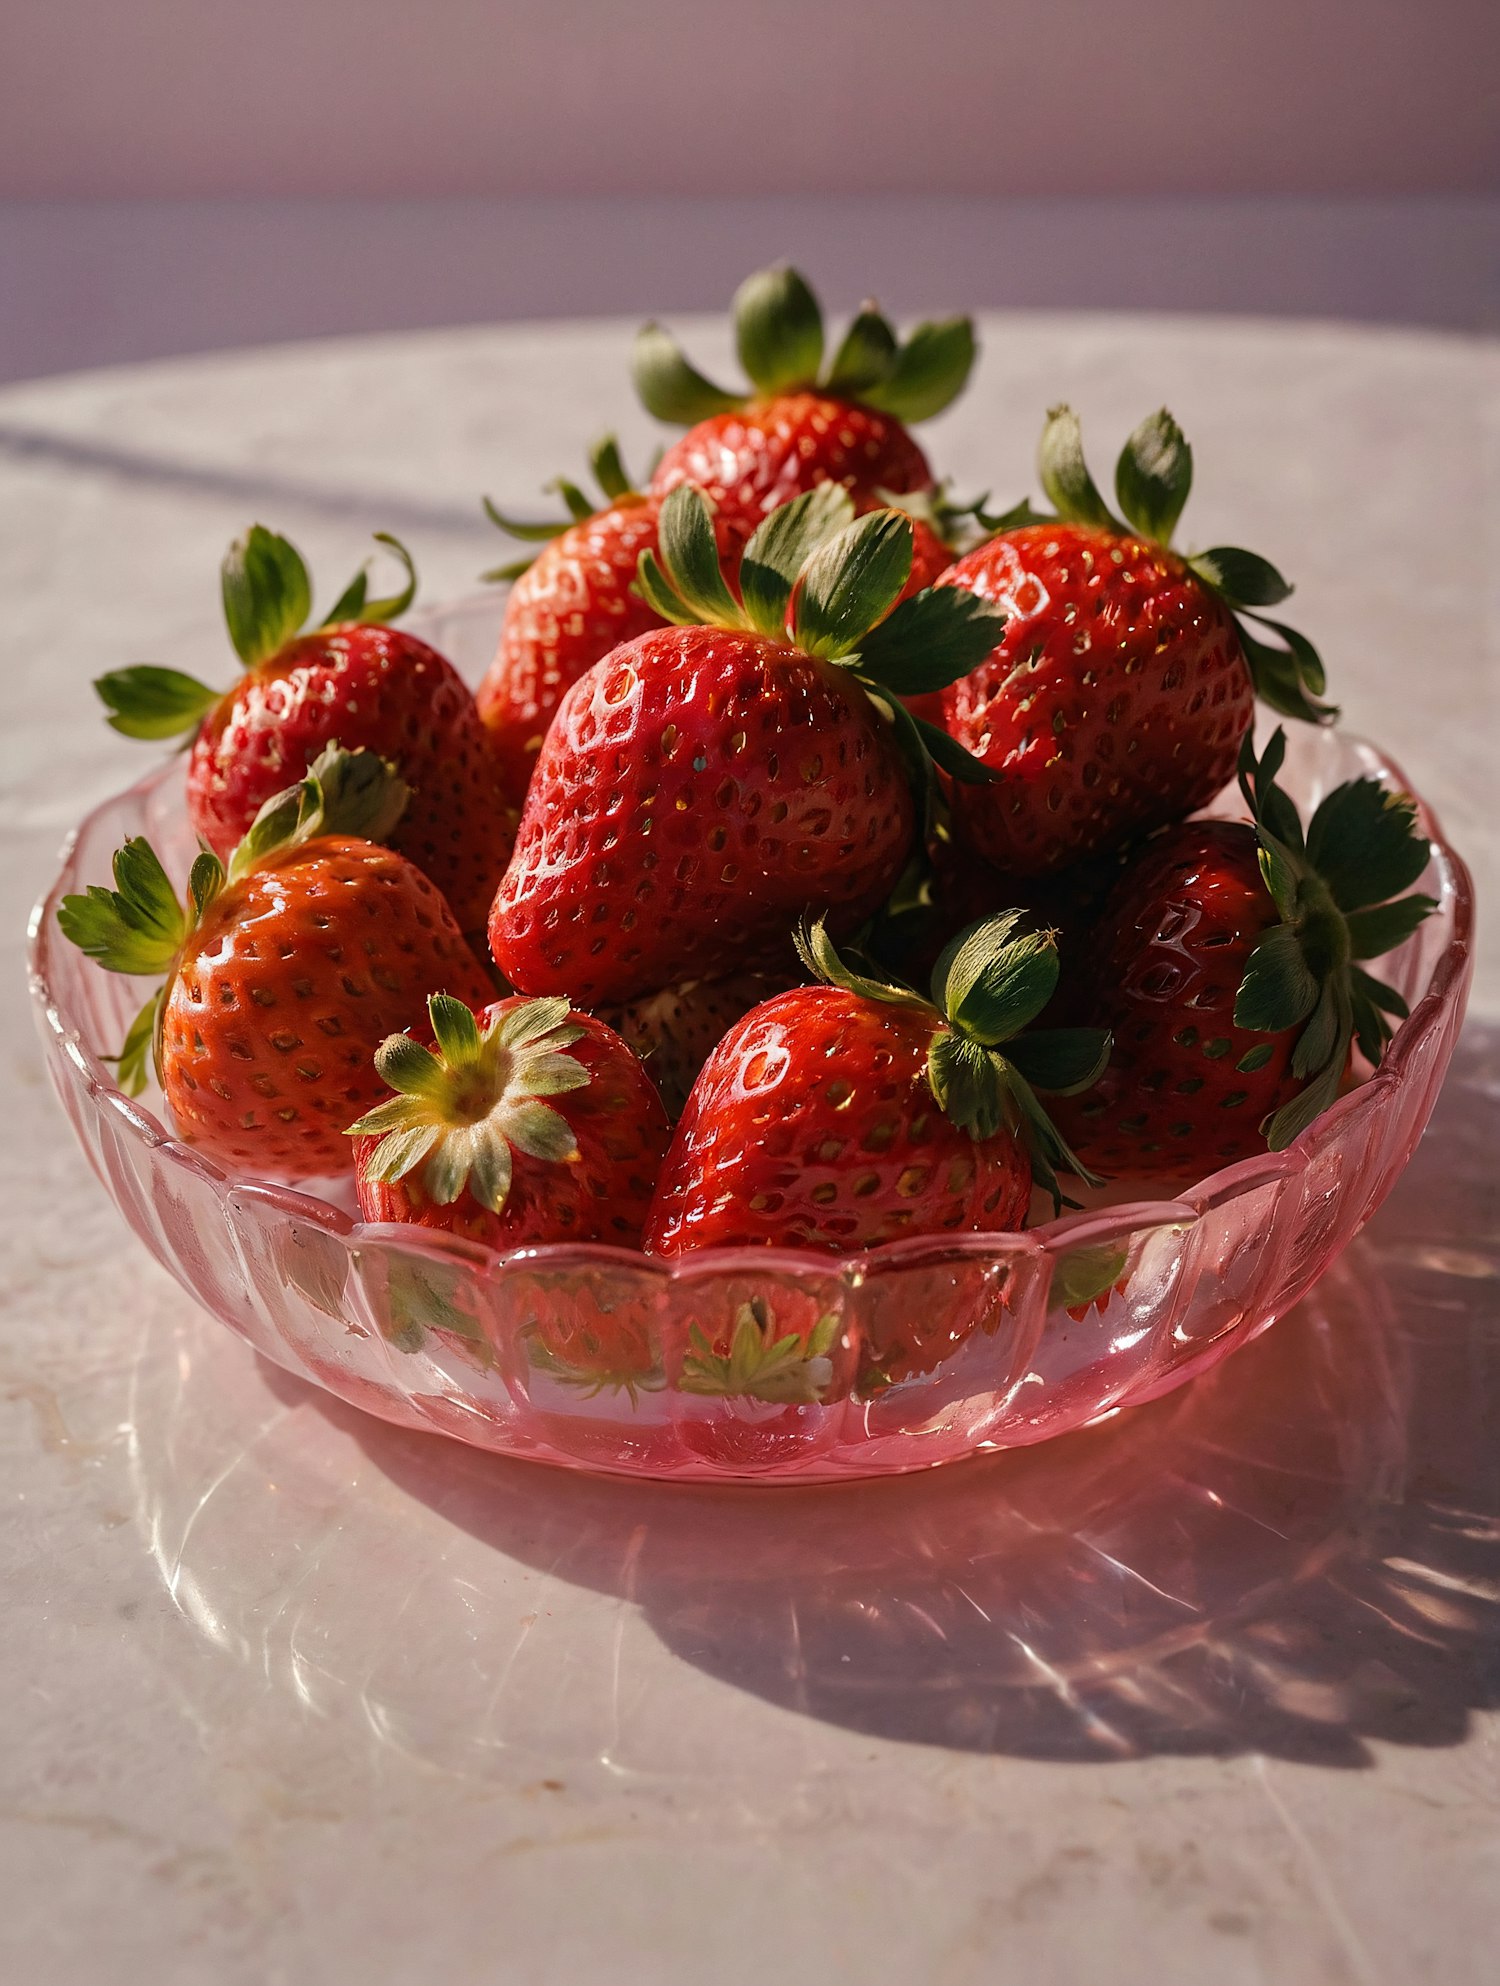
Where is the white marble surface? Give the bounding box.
[2,314,1498,1985]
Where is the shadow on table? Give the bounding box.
[302,1026,1500,1768]
[0,421,489,538]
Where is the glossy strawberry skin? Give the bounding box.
[936,523,1254,875]
[488,626,916,1006]
[354,1003,671,1249]
[602,970,793,1119]
[644,985,1032,1256]
[187,624,513,931]
[475,483,945,816]
[159,838,492,1178]
[476,497,670,814]
[1053,821,1309,1178]
[651,392,932,540]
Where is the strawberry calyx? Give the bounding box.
[57,743,410,1097]
[633,264,976,427]
[1231,728,1437,1149]
[480,434,647,583]
[679,1299,840,1405]
[795,915,1110,1211]
[95,525,419,740]
[223,738,410,880]
[634,483,1003,802]
[347,994,592,1215]
[1030,404,1335,727]
[379,1256,493,1361]
[878,482,1034,556]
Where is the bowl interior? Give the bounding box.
[28,597,1475,1481]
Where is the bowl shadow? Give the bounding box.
[203,1023,1498,1769]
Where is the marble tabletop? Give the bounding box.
[2,313,1497,1986]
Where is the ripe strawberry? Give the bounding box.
[601,969,792,1118]
[348,992,671,1249]
[57,747,491,1177]
[475,437,743,814]
[635,265,974,540]
[474,439,967,812]
[1055,729,1437,1177]
[519,1274,666,1402]
[644,913,1108,1258]
[935,406,1334,876]
[488,483,1004,1006]
[94,525,512,930]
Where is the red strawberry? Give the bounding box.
[475,438,742,814]
[601,969,792,1118]
[644,914,1108,1257]
[1054,729,1436,1177]
[476,438,957,812]
[348,993,671,1249]
[934,407,1334,876]
[654,392,931,542]
[488,484,1004,1006]
[635,265,974,540]
[57,747,491,1177]
[95,526,512,931]
[519,1273,666,1402]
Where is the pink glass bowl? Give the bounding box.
[28,597,1475,1483]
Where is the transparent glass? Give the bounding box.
[28,596,1476,1482]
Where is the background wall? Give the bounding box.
[1,0,1496,381]
[7,0,1497,198]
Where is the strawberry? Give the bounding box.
[57,747,491,1177]
[473,432,972,816]
[348,992,671,1249]
[601,969,792,1118]
[94,525,512,930]
[474,437,737,815]
[519,1274,666,1403]
[1055,729,1437,1177]
[934,406,1334,876]
[635,265,974,540]
[643,914,1108,1258]
[488,483,1004,1006]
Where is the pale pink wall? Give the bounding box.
[2,0,1496,198]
